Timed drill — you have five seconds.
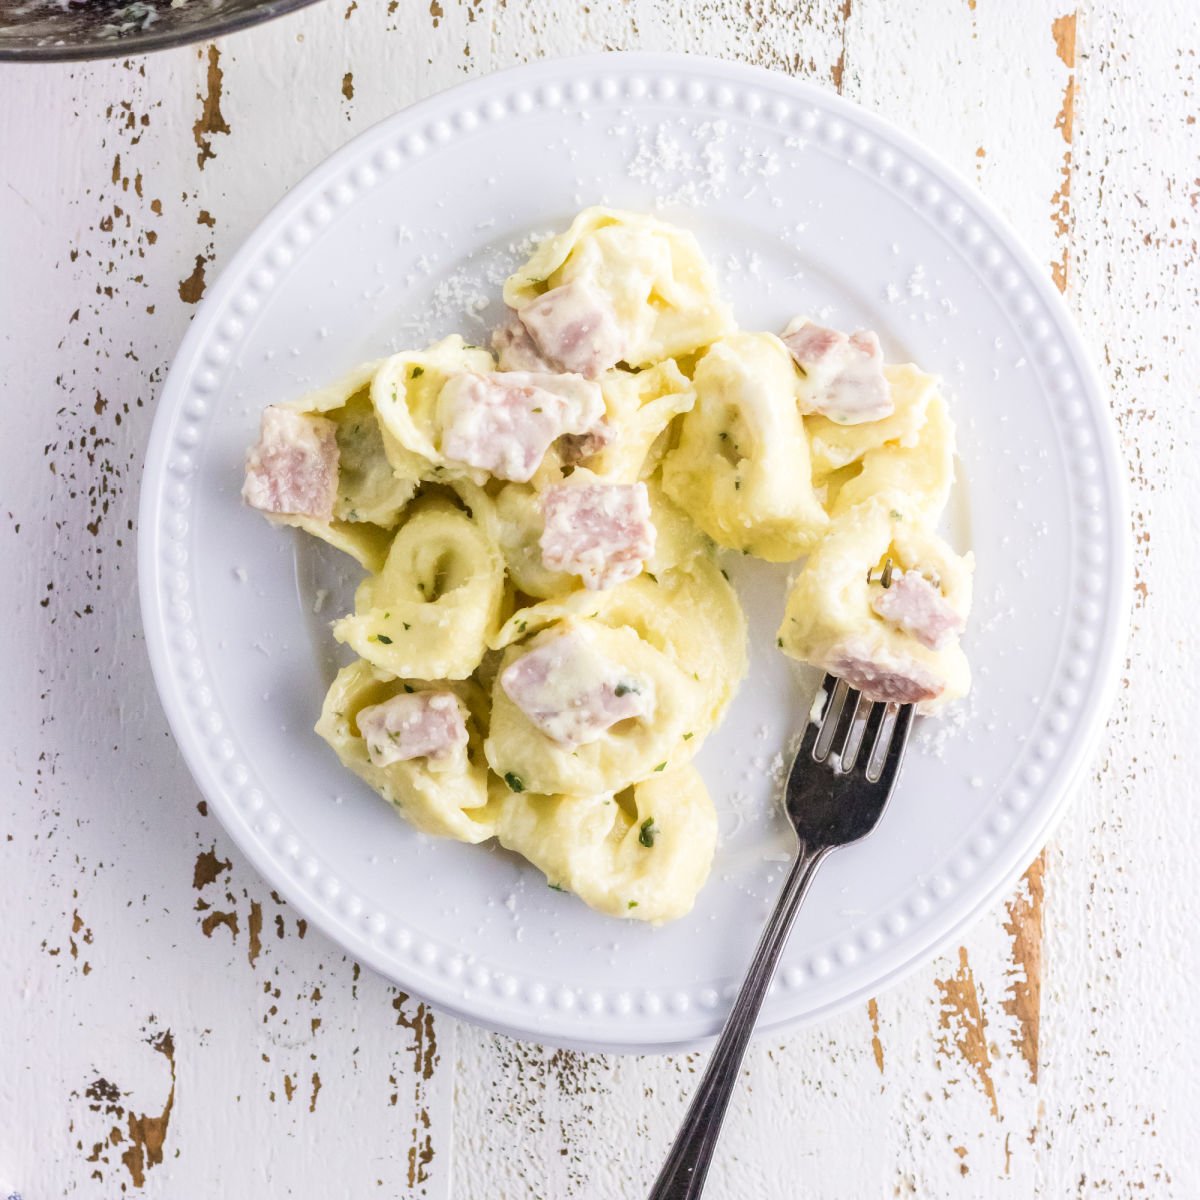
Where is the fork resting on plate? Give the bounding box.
[647,673,915,1200]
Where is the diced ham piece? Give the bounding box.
[242,406,339,520]
[356,690,468,768]
[500,629,653,748]
[516,279,626,380]
[558,419,617,465]
[438,371,605,482]
[782,319,893,425]
[492,308,560,373]
[824,638,944,704]
[871,570,964,651]
[539,482,656,590]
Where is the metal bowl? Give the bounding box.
[0,0,325,62]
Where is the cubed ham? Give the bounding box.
[242,406,339,520]
[356,690,468,768]
[558,419,617,464]
[871,570,964,650]
[825,638,944,704]
[492,308,559,373]
[500,629,653,748]
[516,279,626,380]
[438,371,605,482]
[782,320,893,425]
[539,482,655,590]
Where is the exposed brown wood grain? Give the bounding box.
[394,994,440,1187]
[192,847,231,890]
[1051,11,1078,293]
[178,254,208,304]
[247,899,264,966]
[193,45,231,170]
[867,997,884,1073]
[935,947,999,1119]
[831,0,852,93]
[1003,854,1045,1083]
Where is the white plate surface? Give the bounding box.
[139,53,1128,1052]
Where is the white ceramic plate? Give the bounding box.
[140,53,1128,1052]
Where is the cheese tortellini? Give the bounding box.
[503,208,735,370]
[778,495,972,711]
[316,660,498,843]
[662,332,828,561]
[243,206,973,924]
[332,494,506,681]
[493,765,718,923]
[245,361,420,571]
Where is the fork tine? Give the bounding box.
[858,700,889,776]
[839,692,873,772]
[827,684,861,770]
[798,674,838,760]
[879,703,915,780]
[813,678,850,761]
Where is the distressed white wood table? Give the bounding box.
[2,3,1196,1196]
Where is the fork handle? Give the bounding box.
[647,841,831,1200]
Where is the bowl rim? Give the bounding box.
[0,0,325,63]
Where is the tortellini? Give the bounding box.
[316,660,498,843]
[662,333,828,560]
[825,392,955,523]
[493,765,717,923]
[332,494,506,680]
[503,208,736,369]
[491,551,746,742]
[777,496,972,711]
[485,618,701,798]
[588,359,696,482]
[244,206,973,925]
[806,363,938,480]
[371,335,497,479]
[255,361,421,571]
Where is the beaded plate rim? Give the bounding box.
[139,51,1129,1051]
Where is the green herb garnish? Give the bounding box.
[614,682,638,698]
[375,634,393,644]
[503,772,525,793]
[548,882,566,892]
[628,900,639,909]
[639,817,659,847]
[683,732,694,741]
[410,366,424,379]
[653,762,667,773]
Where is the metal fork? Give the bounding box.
[647,674,915,1200]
